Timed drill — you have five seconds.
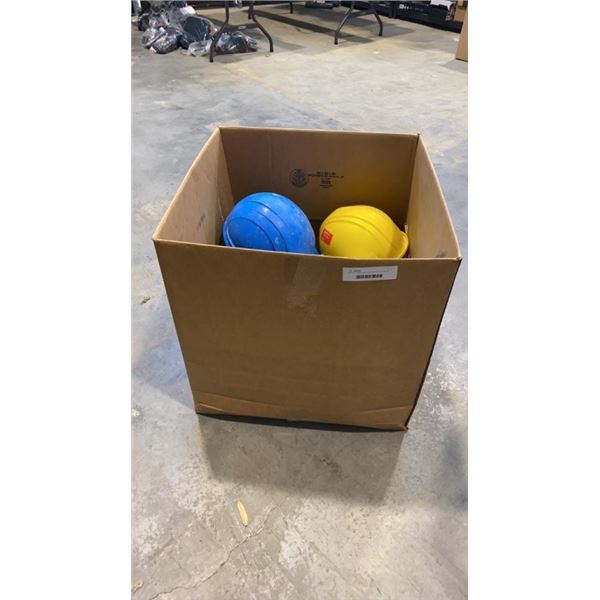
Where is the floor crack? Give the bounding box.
[141,501,285,599]
[146,583,199,600]
[197,503,280,585]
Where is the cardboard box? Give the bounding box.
[454,0,467,23]
[153,127,461,430]
[456,7,468,61]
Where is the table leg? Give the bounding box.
[250,1,274,51]
[370,2,383,36]
[210,0,230,63]
[334,1,354,45]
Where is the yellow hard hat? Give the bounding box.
[319,205,409,259]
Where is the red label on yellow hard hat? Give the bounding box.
[320,228,333,245]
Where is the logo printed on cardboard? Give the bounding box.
[289,168,308,187]
[289,168,345,189]
[320,228,333,245]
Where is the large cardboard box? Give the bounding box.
[456,7,468,61]
[154,127,461,430]
[454,0,467,23]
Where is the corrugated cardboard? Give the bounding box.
[454,0,467,23]
[456,7,468,61]
[154,127,461,430]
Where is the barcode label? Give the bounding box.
[342,266,398,282]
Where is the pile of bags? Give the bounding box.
[137,1,258,56]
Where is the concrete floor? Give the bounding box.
[132,5,467,599]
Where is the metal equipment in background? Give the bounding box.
[366,1,464,33]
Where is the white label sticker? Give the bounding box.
[342,266,398,282]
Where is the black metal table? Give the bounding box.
[209,0,384,62]
[285,1,383,44]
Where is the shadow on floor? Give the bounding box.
[250,8,376,44]
[195,411,405,504]
[442,58,468,73]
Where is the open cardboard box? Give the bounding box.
[454,0,467,23]
[154,127,461,430]
[456,6,468,62]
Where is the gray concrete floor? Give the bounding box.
[132,5,467,599]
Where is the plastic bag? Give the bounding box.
[150,25,182,54]
[178,30,196,50]
[167,4,195,24]
[186,40,211,57]
[137,14,150,31]
[217,31,258,54]
[305,1,340,7]
[147,11,169,29]
[185,30,259,57]
[139,2,213,55]
[142,26,166,49]
[165,5,193,25]
[182,15,214,43]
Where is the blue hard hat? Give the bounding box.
[222,192,318,255]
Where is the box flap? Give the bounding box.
[195,390,412,430]
[153,128,233,245]
[406,135,461,259]
[219,127,418,223]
